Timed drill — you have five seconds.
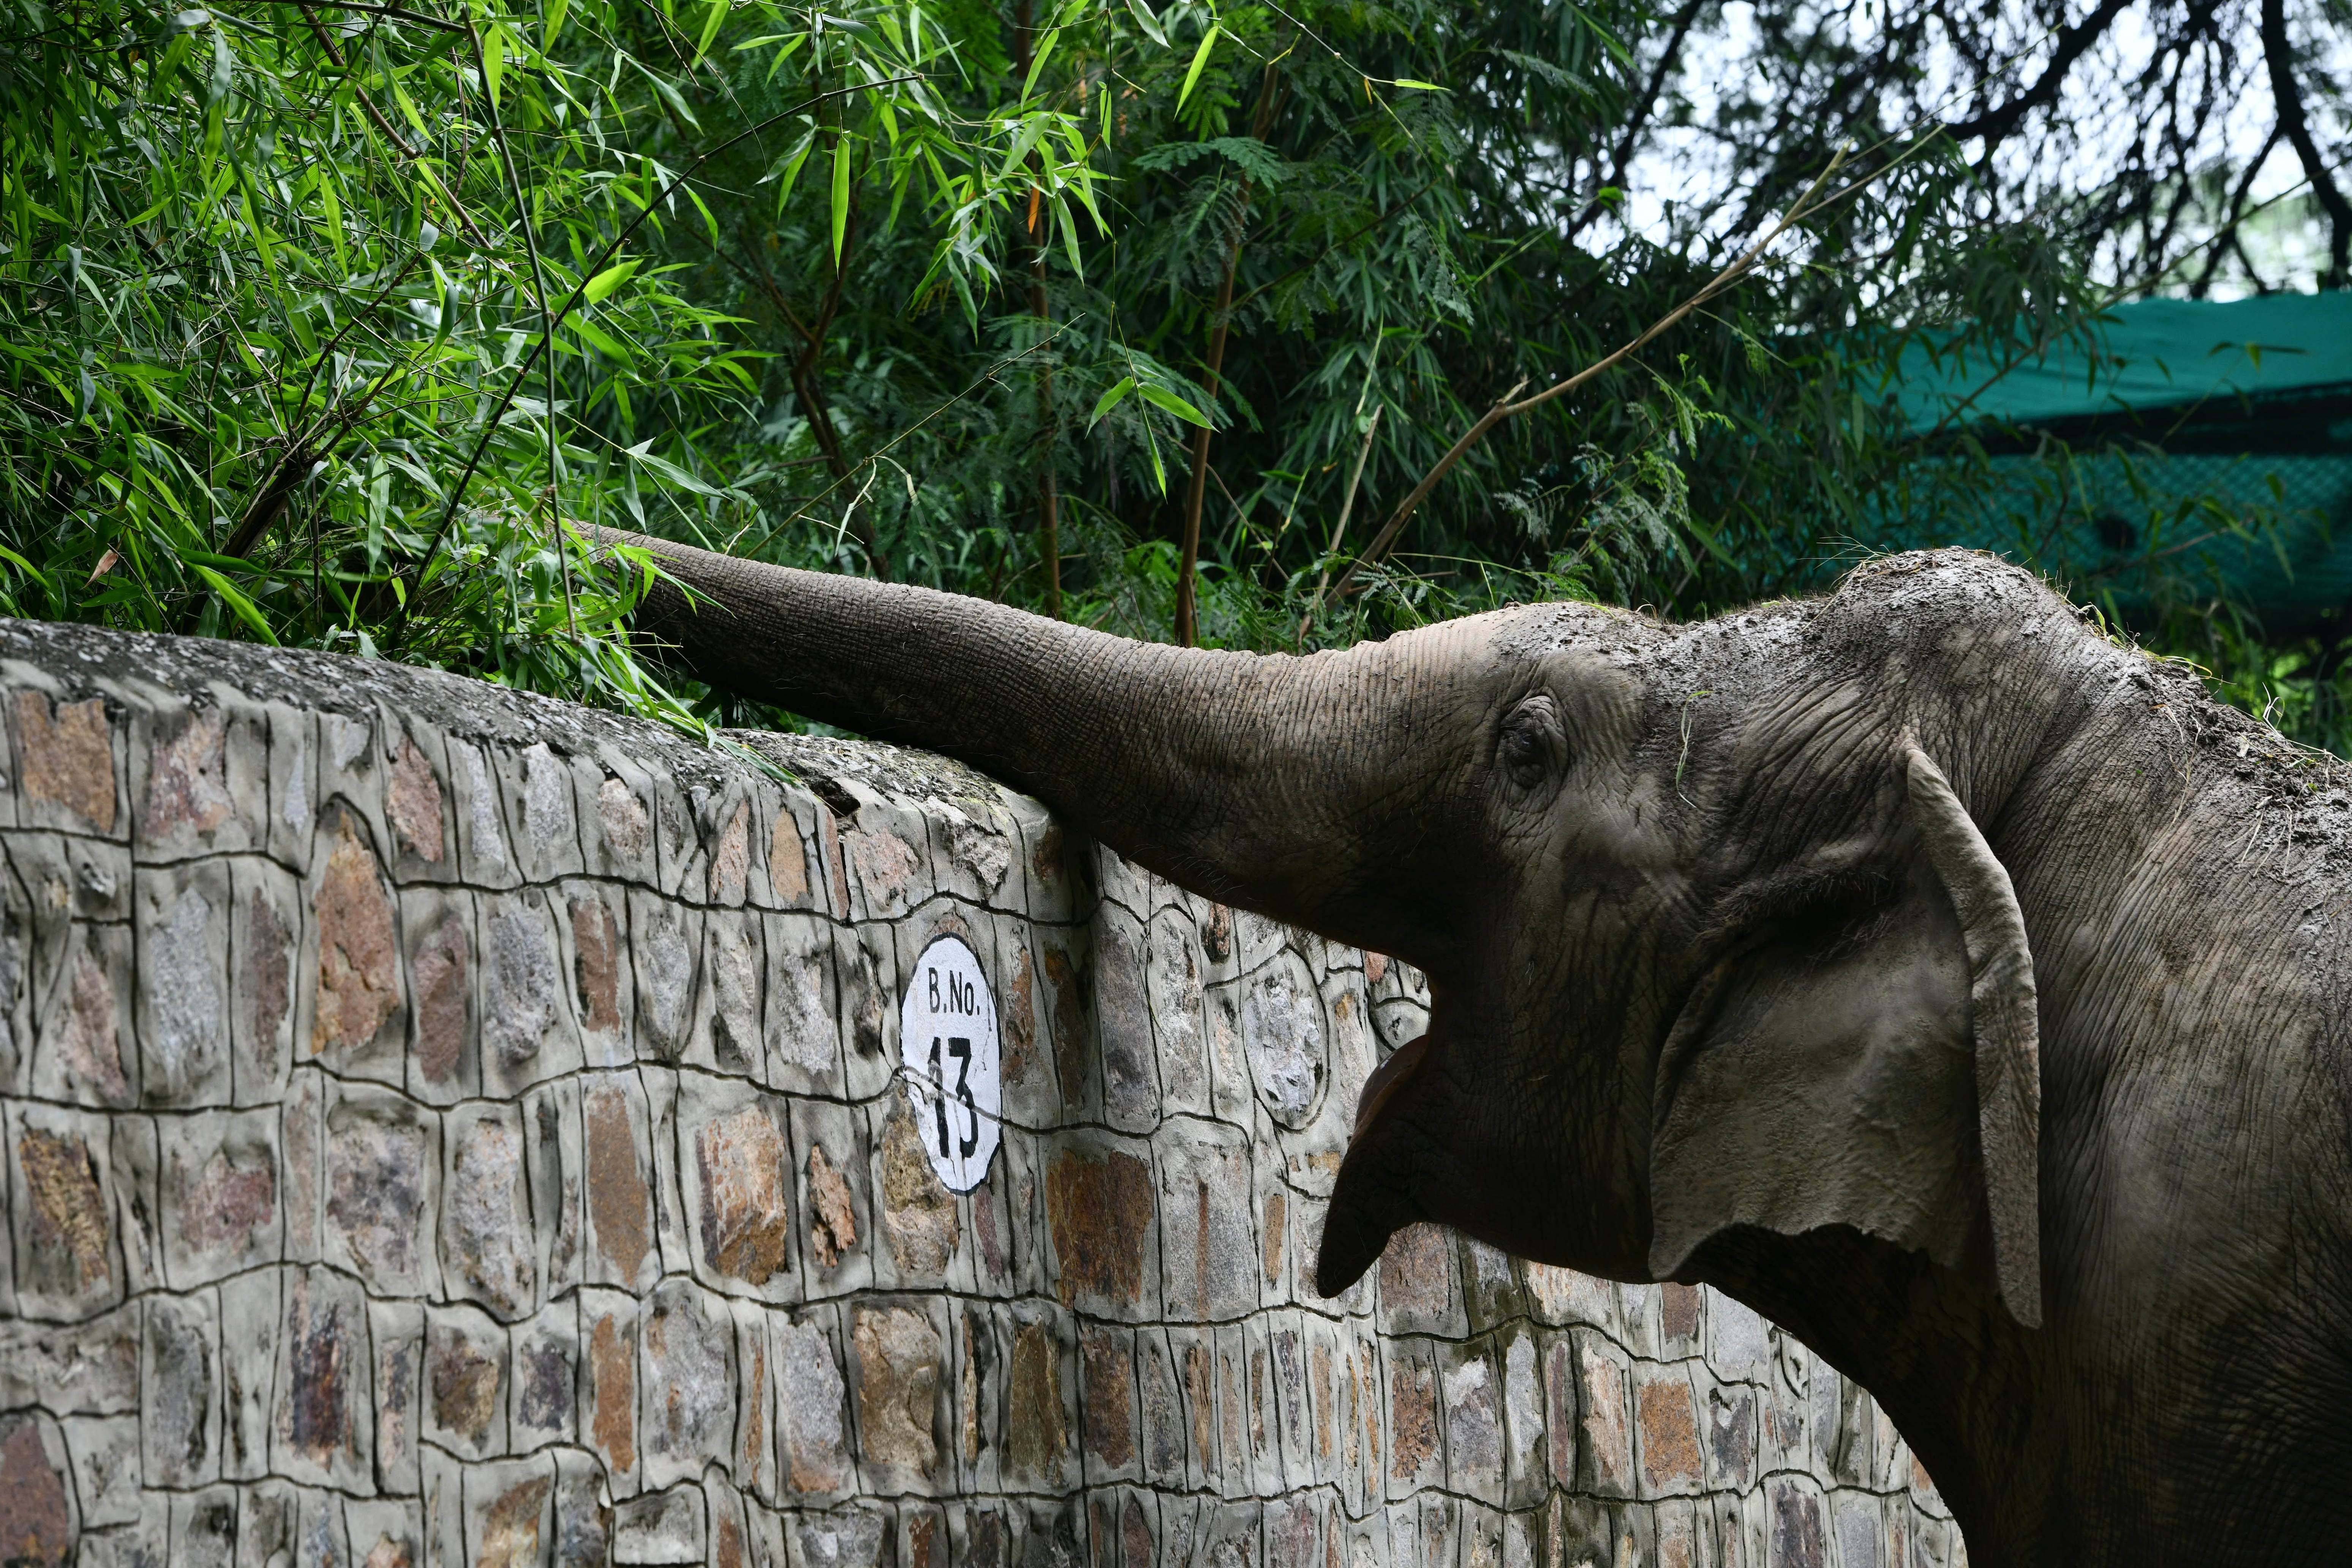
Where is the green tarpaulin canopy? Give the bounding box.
[1867,292,2352,633]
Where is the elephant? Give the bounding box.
[604,529,2352,1565]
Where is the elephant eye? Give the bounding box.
[1497,695,1563,791]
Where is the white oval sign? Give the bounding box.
[898,934,1001,1193]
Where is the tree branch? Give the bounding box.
[2261,0,2352,287]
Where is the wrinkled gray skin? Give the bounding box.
[613,529,2352,1565]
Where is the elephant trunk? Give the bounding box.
[605,530,1430,939]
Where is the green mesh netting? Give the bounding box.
[1870,293,2352,633]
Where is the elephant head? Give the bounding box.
[608,533,2070,1326]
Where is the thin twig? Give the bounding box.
[1297,404,1380,642]
[1325,146,1858,602]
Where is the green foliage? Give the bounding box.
[4,0,2348,755]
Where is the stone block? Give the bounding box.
[1238,945,1329,1134]
[300,802,406,1084]
[1440,1345,1505,1506]
[793,1506,895,1568]
[680,1076,796,1295]
[1001,1306,1076,1494]
[441,1102,541,1321]
[641,1278,737,1491]
[63,1416,140,1529]
[774,1308,853,1500]
[1270,1318,1315,1491]
[851,1298,948,1492]
[1635,1363,1704,1498]
[580,1073,659,1292]
[1767,1477,1827,1568]
[229,857,299,1108]
[133,860,233,1106]
[101,1121,162,1307]
[1620,1283,1662,1360]
[700,789,759,908]
[1078,1325,1137,1484]
[838,795,932,924]
[1145,909,1209,1118]
[1031,926,1094,1121]
[1710,1288,1773,1383]
[1154,1116,1254,1322]
[640,1066,691,1278]
[160,1106,280,1288]
[401,885,479,1103]
[761,793,823,913]
[579,1287,641,1494]
[443,736,519,888]
[0,1306,138,1413]
[1461,1237,1525,1335]
[795,1098,871,1297]
[262,703,318,871]
[6,1100,122,1317]
[1834,1495,1891,1568]
[763,911,841,1095]
[13,687,123,837]
[1570,1329,1635,1499]
[345,1497,425,1568]
[30,916,138,1109]
[272,1264,373,1491]
[925,795,1018,912]
[512,1302,579,1452]
[690,906,766,1079]
[954,1304,1004,1496]
[1375,1222,1461,1338]
[815,921,886,1102]
[465,1456,556,1568]
[1091,904,1157,1134]
[481,888,585,1097]
[322,1080,438,1296]
[0,1412,76,1568]
[626,888,701,1064]
[1523,1263,1620,1334]
[174,1485,240,1568]
[1702,1368,1759,1494]
[1384,1339,1443,1499]
[425,1302,510,1459]
[613,1484,704,1566]
[552,1448,614,1568]
[420,1446,469,1568]
[727,1301,776,1503]
[1001,797,1083,926]
[370,1297,423,1497]
[873,1100,959,1288]
[583,759,657,885]
[555,881,631,1070]
[1494,1328,1546,1510]
[1039,1136,1155,1318]
[383,725,455,883]
[505,741,589,884]
[280,1065,324,1262]
[526,1078,585,1299]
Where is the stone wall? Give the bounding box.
[0,623,1963,1568]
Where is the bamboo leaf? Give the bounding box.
[1089,375,1135,424]
[1138,382,1209,426]
[583,259,641,303]
[190,564,279,643]
[830,134,852,265]
[1177,22,1217,110]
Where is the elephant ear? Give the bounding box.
[1647,745,2042,1327]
